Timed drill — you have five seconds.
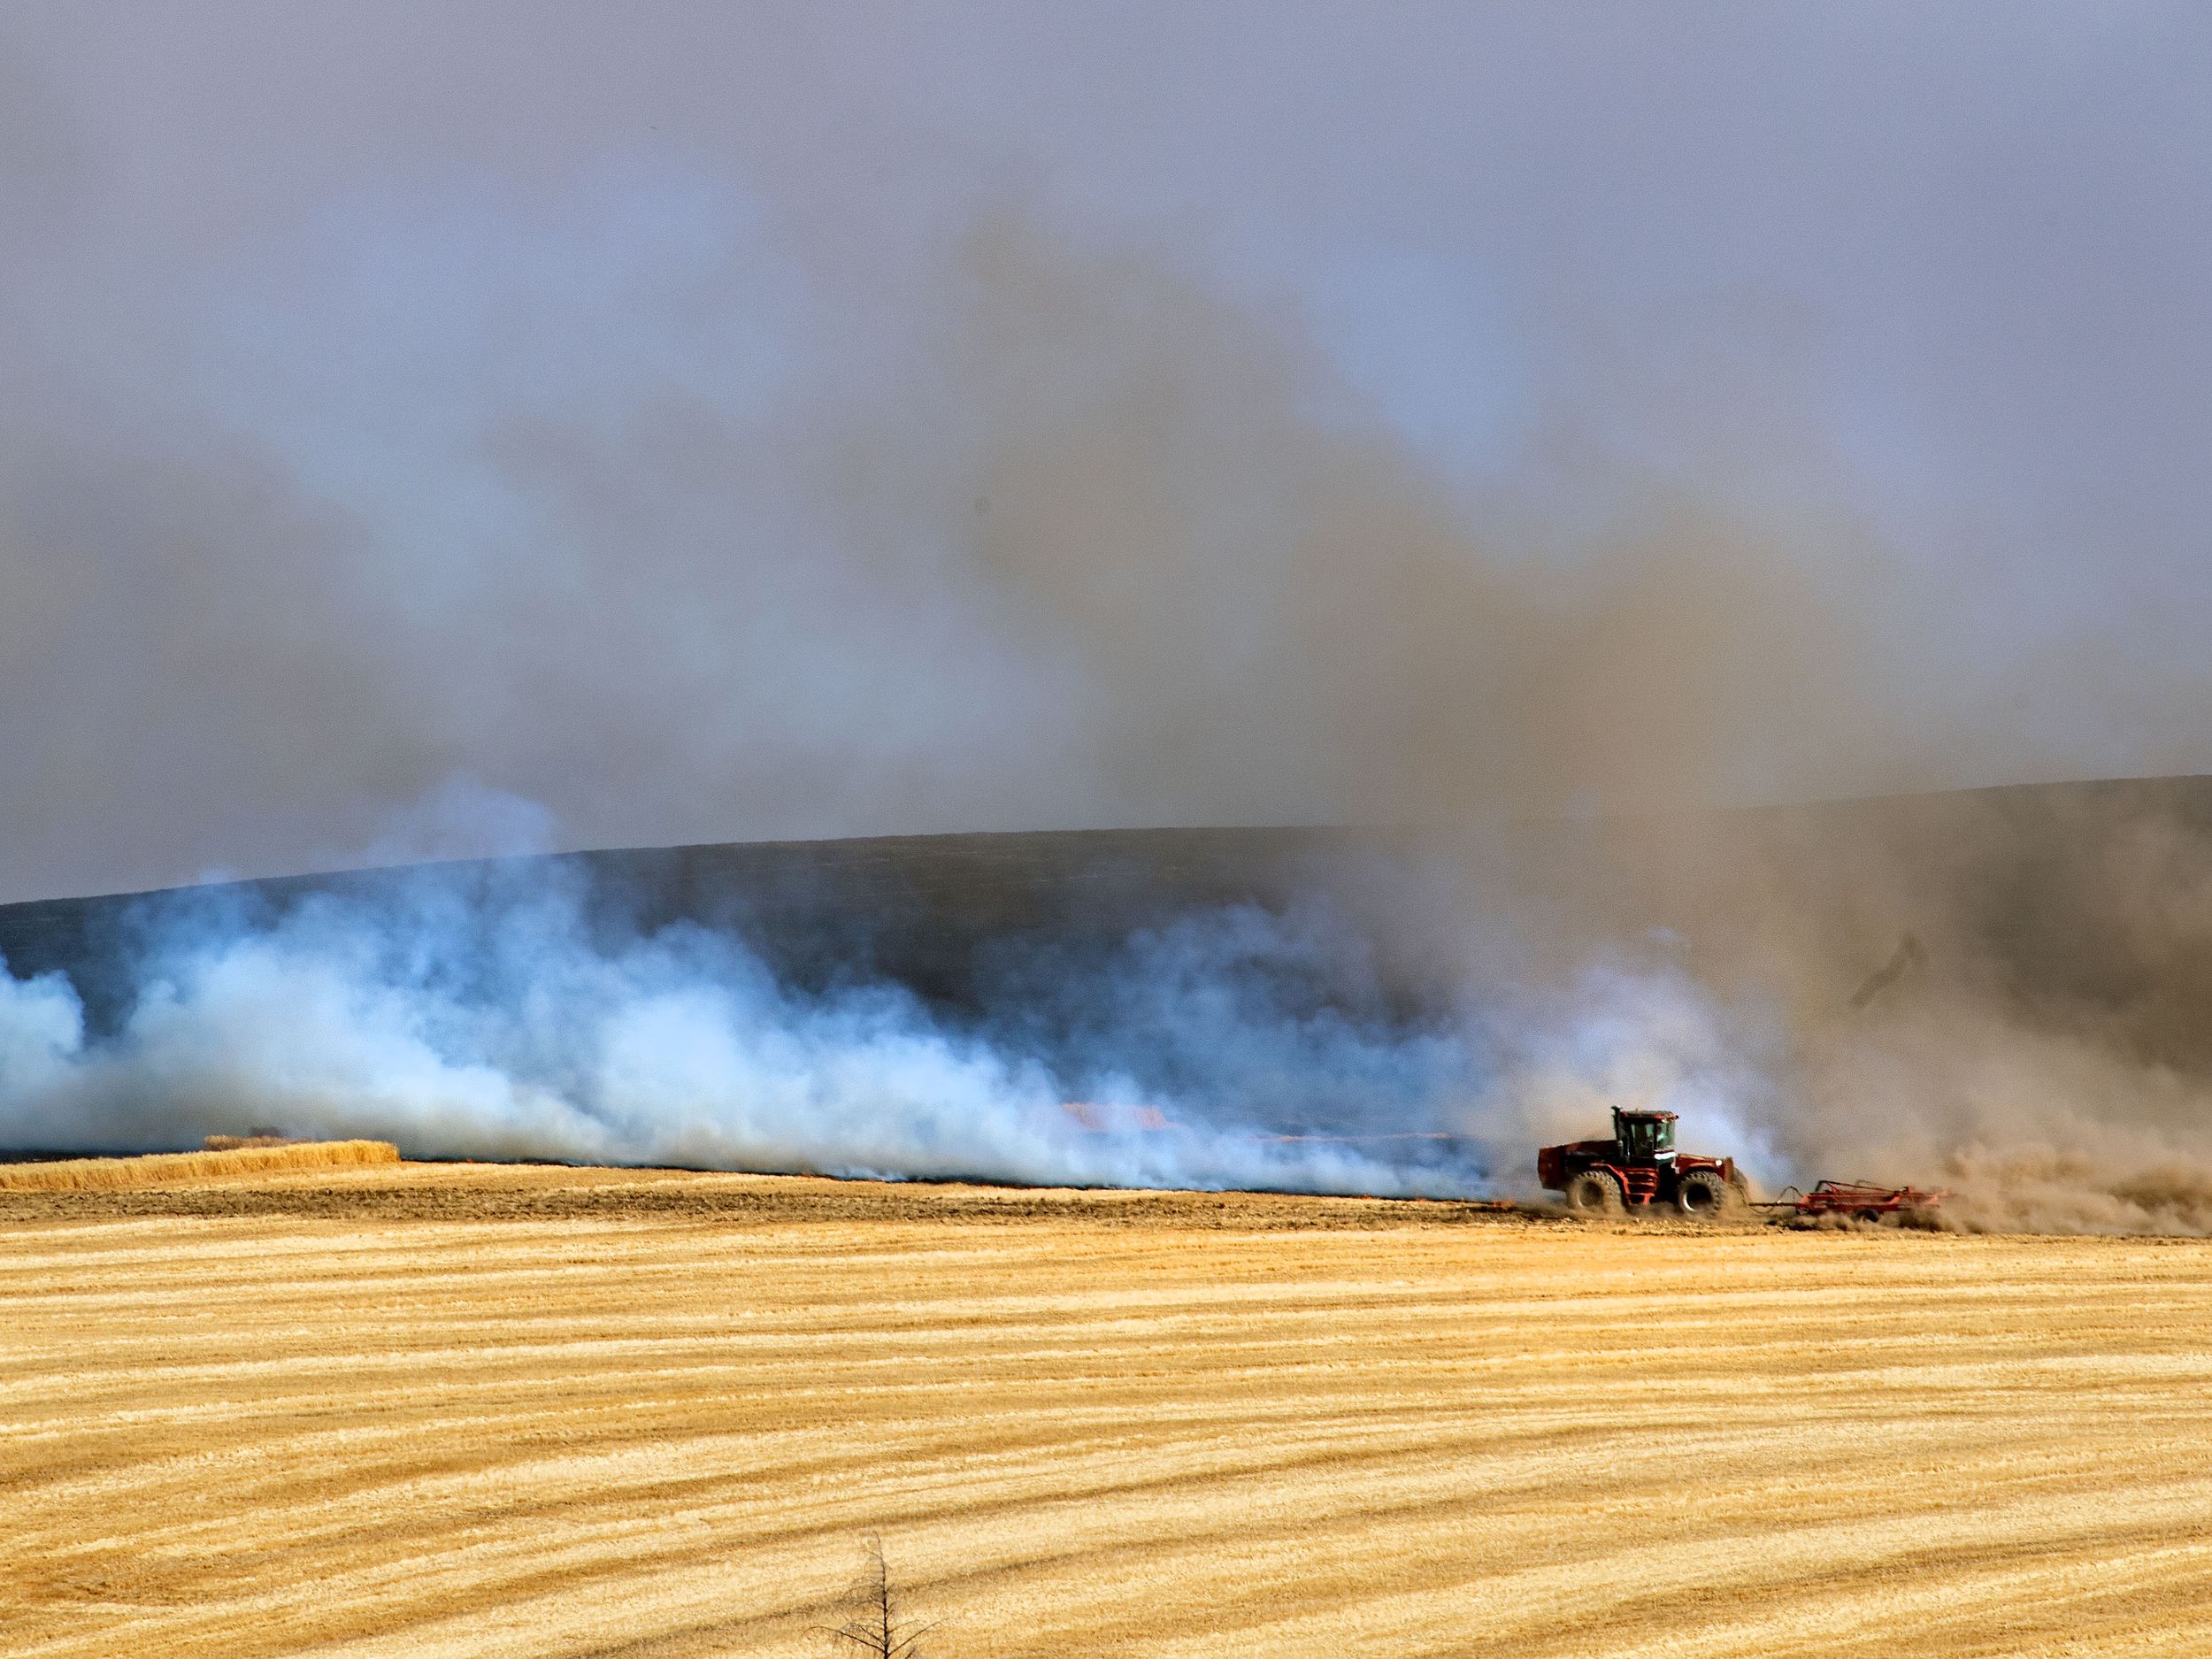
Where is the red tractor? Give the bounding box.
[1538,1107,1747,1218]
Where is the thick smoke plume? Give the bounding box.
[13,780,2212,1231]
[6,7,2210,898]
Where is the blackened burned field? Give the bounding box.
[9,776,2212,1060]
[0,826,1389,1034]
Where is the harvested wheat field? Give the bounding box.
[0,1141,400,1193]
[4,1161,2212,1658]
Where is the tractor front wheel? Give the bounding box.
[1563,1169,1625,1215]
[1675,1167,1736,1221]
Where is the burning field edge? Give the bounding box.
[0,1142,1905,1233]
[0,1148,1533,1228]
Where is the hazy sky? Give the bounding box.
[3,2,2208,900]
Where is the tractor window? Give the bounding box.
[1617,1117,1676,1157]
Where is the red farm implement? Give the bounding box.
[1758,1179,1947,1224]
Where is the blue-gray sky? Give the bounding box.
[3,2,2208,900]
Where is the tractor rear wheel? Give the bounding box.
[1675,1167,1735,1220]
[1563,1169,1625,1214]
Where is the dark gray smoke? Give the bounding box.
[4,4,2210,898]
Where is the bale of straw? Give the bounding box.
[0,1140,402,1192]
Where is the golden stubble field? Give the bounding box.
[4,1160,2211,1658]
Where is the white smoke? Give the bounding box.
[0,963,81,1101]
[0,867,1532,1195]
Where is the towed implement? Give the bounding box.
[1537,1107,1747,1219]
[1757,1179,1947,1225]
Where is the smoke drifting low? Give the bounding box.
[12,780,2212,1233]
[0,864,1489,1195]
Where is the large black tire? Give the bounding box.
[1563,1169,1625,1214]
[1674,1167,1736,1220]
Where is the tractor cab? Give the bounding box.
[1612,1108,1677,1165]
